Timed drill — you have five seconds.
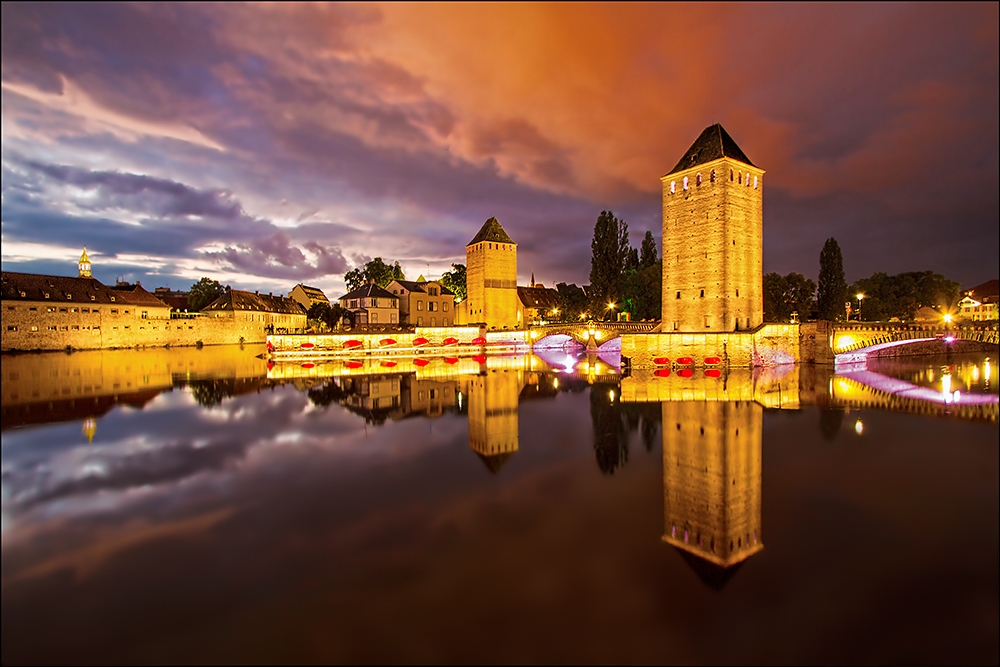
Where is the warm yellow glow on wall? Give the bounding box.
[835,335,855,350]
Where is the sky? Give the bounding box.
[1,2,997,299]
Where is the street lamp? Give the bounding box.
[856,293,864,321]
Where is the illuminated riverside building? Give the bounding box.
[465,369,521,473]
[462,217,519,330]
[661,124,764,333]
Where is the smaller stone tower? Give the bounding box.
[78,247,92,278]
[465,217,519,329]
[661,124,764,332]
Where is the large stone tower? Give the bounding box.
[466,216,519,330]
[661,124,764,332]
[466,369,520,474]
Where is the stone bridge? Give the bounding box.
[831,323,998,364]
[529,321,659,347]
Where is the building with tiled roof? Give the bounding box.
[517,284,561,326]
[387,278,455,326]
[202,288,307,333]
[463,216,518,329]
[958,279,999,321]
[289,283,330,311]
[338,282,399,326]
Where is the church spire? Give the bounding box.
[530,270,535,287]
[78,247,92,278]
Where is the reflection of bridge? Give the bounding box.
[529,321,659,346]
[832,368,998,422]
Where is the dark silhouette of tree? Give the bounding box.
[589,210,631,320]
[640,230,658,268]
[188,277,228,312]
[817,238,847,321]
[764,272,816,322]
[848,270,961,322]
[344,257,405,291]
[307,380,348,407]
[590,383,629,474]
[623,261,662,320]
[307,302,348,330]
[440,263,467,301]
[189,379,234,407]
[819,408,845,441]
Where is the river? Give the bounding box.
[2,346,997,664]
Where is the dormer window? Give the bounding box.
[66,294,72,299]
[696,173,702,186]
[110,296,115,301]
[44,293,50,299]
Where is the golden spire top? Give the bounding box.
[79,247,92,277]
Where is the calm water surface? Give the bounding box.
[2,346,997,664]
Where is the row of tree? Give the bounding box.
[769,237,960,322]
[589,210,661,321]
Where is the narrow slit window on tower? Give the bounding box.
[754,175,758,189]
[696,173,702,186]
[730,170,734,181]
[710,170,716,182]
[700,289,705,297]
[670,181,676,194]
[736,289,739,297]
[746,172,751,186]
[683,176,689,190]
[676,291,681,299]
[738,171,742,184]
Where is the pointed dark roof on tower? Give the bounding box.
[665,123,756,176]
[468,217,514,246]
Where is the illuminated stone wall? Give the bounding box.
[661,400,763,569]
[1,300,305,351]
[621,324,798,369]
[466,240,519,331]
[661,158,764,333]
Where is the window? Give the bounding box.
[431,317,436,326]
[670,181,676,194]
[417,317,423,326]
[66,294,72,299]
[6,325,16,332]
[683,176,689,190]
[48,325,57,331]
[700,290,705,297]
[70,307,78,313]
[91,295,96,301]
[696,173,702,186]
[417,301,424,311]
[124,310,129,314]
[60,326,68,331]
[676,292,681,299]
[141,310,148,319]
[47,307,55,312]
[430,302,438,312]
[29,307,37,312]
[44,293,50,299]
[443,318,449,326]
[371,312,378,323]
[746,172,751,186]
[111,309,119,314]
[429,287,438,296]
[71,325,79,330]
[30,326,38,332]
[5,306,12,310]
[443,302,449,312]
[82,308,89,313]
[754,175,758,189]
[711,170,716,182]
[391,313,397,323]
[110,296,115,301]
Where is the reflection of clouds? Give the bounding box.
[1,384,469,534]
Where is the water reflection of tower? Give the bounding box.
[466,369,520,474]
[662,400,763,588]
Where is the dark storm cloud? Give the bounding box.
[1,3,996,288]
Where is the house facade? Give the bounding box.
[958,279,999,322]
[338,283,399,325]
[387,279,455,326]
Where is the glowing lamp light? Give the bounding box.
[529,330,537,339]
[344,339,362,348]
[855,420,864,435]
[414,358,430,367]
[472,336,487,344]
[677,357,693,365]
[445,357,458,364]
[705,369,721,378]
[380,360,397,368]
[653,357,670,366]
[301,362,315,369]
[300,342,315,349]
[654,368,671,378]
[413,337,429,346]
[443,337,459,345]
[473,355,487,364]
[608,389,615,402]
[944,336,955,343]
[679,368,693,378]
[836,335,855,349]
[379,338,397,346]
[943,314,953,324]
[346,361,363,369]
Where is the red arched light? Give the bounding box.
[301,362,315,369]
[705,356,721,365]
[679,368,693,378]
[346,361,363,369]
[653,357,670,365]
[445,357,459,364]
[444,337,459,345]
[705,369,721,378]
[472,337,486,345]
[473,355,487,363]
[414,358,430,367]
[677,357,693,365]
[654,368,671,378]
[300,342,315,349]
[381,360,397,368]
[344,339,362,348]
[380,338,397,346]
[413,337,429,346]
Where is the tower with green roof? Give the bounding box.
[465,216,518,329]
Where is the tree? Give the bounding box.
[622,261,661,321]
[639,230,658,268]
[307,302,348,330]
[847,270,961,322]
[344,257,405,291]
[589,210,631,320]
[765,272,817,322]
[188,277,227,312]
[817,238,847,321]
[440,263,467,301]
